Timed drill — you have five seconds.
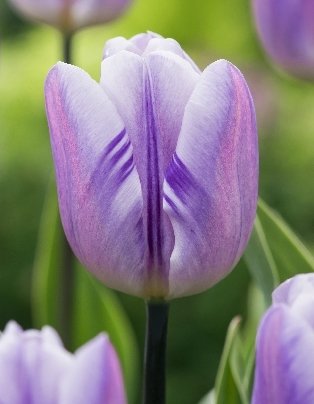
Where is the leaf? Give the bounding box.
[199,390,216,404]
[244,216,279,305]
[240,285,266,398]
[258,198,314,281]
[32,180,139,403]
[215,317,249,404]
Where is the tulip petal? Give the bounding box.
[9,0,61,26]
[101,51,198,295]
[164,59,258,297]
[45,62,146,296]
[22,330,72,404]
[0,323,25,403]
[0,325,72,404]
[253,0,314,78]
[273,273,314,306]
[252,305,314,404]
[272,273,314,329]
[59,334,126,404]
[101,50,198,173]
[73,0,131,28]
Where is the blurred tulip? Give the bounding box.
[252,273,314,404]
[9,0,131,33]
[253,0,314,79]
[0,321,126,404]
[45,32,258,299]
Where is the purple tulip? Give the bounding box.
[0,321,126,404]
[252,274,314,404]
[45,32,258,299]
[253,0,314,79]
[9,0,131,33]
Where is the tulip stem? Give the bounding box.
[143,301,169,404]
[58,32,75,348]
[63,32,73,64]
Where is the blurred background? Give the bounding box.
[1,0,314,403]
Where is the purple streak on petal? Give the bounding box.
[163,193,181,219]
[164,59,258,298]
[252,305,314,404]
[45,62,147,297]
[59,334,126,404]
[141,67,170,293]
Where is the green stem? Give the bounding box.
[63,32,73,64]
[143,301,169,404]
[58,32,75,347]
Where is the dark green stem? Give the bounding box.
[58,32,75,347]
[63,32,73,64]
[143,301,169,404]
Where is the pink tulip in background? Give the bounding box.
[9,0,132,32]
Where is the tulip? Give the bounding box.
[45,32,258,299]
[9,0,131,33]
[252,0,314,79]
[252,273,314,404]
[0,321,126,404]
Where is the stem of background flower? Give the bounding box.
[143,301,169,404]
[58,31,75,348]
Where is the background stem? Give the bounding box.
[63,32,73,64]
[58,32,75,348]
[143,301,169,404]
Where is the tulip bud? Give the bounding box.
[9,0,131,33]
[252,0,314,79]
[45,32,258,299]
[252,274,314,404]
[0,321,126,403]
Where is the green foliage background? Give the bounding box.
[1,0,314,403]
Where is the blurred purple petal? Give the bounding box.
[9,0,132,32]
[273,273,314,305]
[60,334,126,404]
[253,0,314,79]
[252,305,314,404]
[0,323,72,404]
[0,323,126,403]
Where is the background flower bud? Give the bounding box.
[252,0,314,79]
[45,33,258,299]
[9,0,132,33]
[0,321,126,404]
[252,274,314,404]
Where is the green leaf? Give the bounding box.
[199,390,216,404]
[215,317,249,404]
[241,285,266,397]
[258,198,314,281]
[32,180,139,403]
[244,216,279,305]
